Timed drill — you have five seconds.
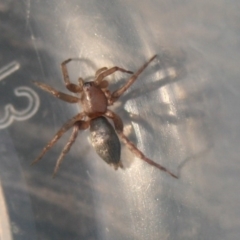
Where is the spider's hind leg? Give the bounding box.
[31,112,85,166]
[105,109,178,179]
[52,120,89,177]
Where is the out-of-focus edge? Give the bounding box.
[0,182,12,240]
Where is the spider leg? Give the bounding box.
[33,81,80,103]
[31,112,85,165]
[98,80,109,89]
[111,55,157,102]
[95,67,108,78]
[61,59,83,93]
[95,66,133,84]
[105,109,178,179]
[52,120,90,177]
[52,123,79,178]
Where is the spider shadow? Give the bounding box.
[115,51,187,128]
[176,142,214,178]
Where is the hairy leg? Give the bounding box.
[105,109,178,178]
[61,59,83,93]
[95,67,108,78]
[52,120,90,177]
[52,123,79,177]
[32,112,85,165]
[95,66,133,84]
[33,81,79,103]
[111,55,157,102]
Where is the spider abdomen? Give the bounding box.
[90,117,122,169]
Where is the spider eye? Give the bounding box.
[83,82,93,88]
[83,82,93,87]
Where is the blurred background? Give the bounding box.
[0,0,240,239]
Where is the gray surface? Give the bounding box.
[0,0,240,239]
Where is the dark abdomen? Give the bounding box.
[90,117,121,167]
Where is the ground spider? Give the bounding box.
[32,55,178,178]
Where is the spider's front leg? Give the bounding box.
[95,66,133,84]
[95,67,108,78]
[111,55,157,102]
[105,110,178,179]
[61,59,83,93]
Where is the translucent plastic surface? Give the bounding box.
[0,0,240,239]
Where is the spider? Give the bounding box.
[32,55,178,179]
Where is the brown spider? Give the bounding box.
[32,55,178,179]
